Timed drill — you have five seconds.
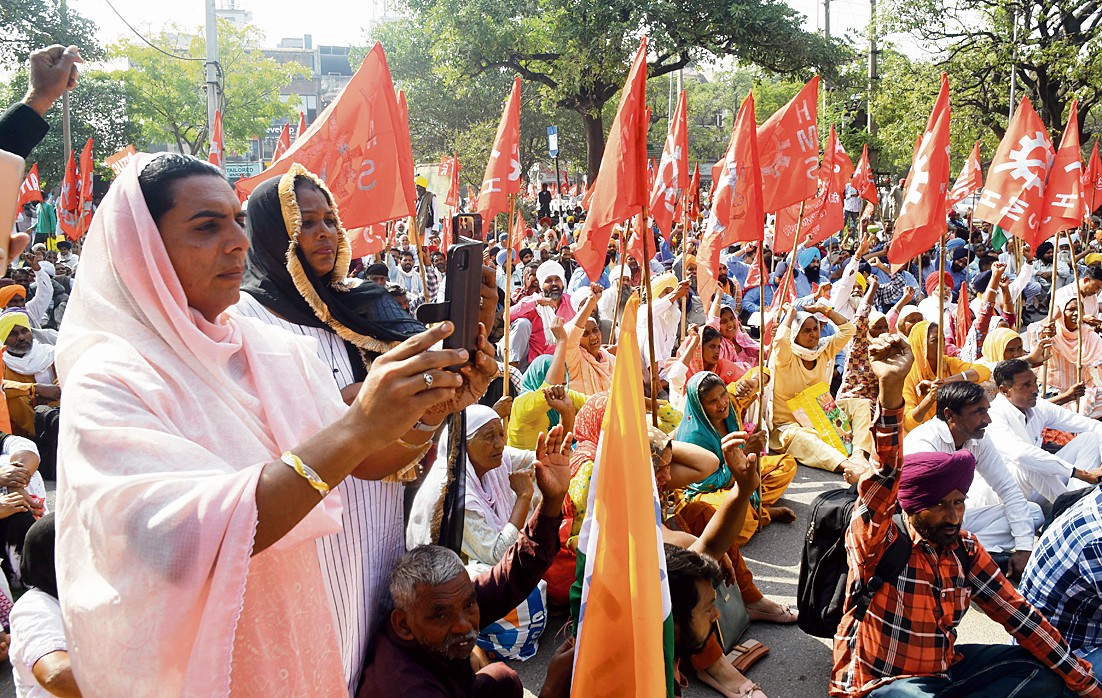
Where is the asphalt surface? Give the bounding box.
[513,465,1011,698]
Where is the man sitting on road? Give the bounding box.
[832,334,1101,698]
[507,261,575,371]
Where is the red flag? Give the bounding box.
[1040,100,1084,238]
[850,144,878,205]
[954,280,972,349]
[649,90,689,237]
[757,76,819,213]
[945,141,983,214]
[78,137,94,233]
[104,145,137,177]
[821,132,855,186]
[698,92,764,303]
[476,76,522,225]
[346,224,390,257]
[888,73,952,264]
[775,125,848,253]
[16,164,43,209]
[510,207,526,251]
[1085,139,1102,217]
[466,184,476,208]
[296,111,307,141]
[974,96,1054,249]
[574,38,649,282]
[58,151,80,239]
[444,153,461,208]
[235,43,417,229]
[683,164,700,222]
[271,123,291,164]
[208,109,223,169]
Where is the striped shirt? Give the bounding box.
[831,407,1101,697]
[235,292,406,696]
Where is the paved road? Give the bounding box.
[514,466,1010,698]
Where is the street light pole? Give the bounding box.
[205,0,220,154]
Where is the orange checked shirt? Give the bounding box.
[830,407,1102,698]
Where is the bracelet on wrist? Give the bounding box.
[280,451,331,496]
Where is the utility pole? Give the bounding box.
[60,0,72,159]
[867,0,879,167]
[205,0,220,154]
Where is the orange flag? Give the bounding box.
[476,76,522,226]
[78,137,94,233]
[345,225,389,257]
[699,92,764,303]
[684,163,701,222]
[235,43,417,229]
[208,109,223,169]
[649,89,688,237]
[271,123,291,164]
[757,76,819,213]
[888,73,952,264]
[104,145,137,177]
[443,153,461,208]
[574,37,649,282]
[1040,100,1084,239]
[1084,139,1102,217]
[850,143,878,205]
[16,164,43,209]
[776,125,847,253]
[821,130,855,186]
[945,141,983,214]
[58,151,80,239]
[974,96,1054,248]
[296,111,307,141]
[510,206,526,252]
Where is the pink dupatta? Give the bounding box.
[55,156,348,696]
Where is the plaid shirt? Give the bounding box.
[830,407,1102,698]
[1020,489,1102,654]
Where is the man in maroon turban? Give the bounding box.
[898,449,976,549]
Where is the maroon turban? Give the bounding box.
[898,450,976,514]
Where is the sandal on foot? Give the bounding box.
[736,680,767,698]
[727,639,770,674]
[747,604,798,624]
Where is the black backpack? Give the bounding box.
[796,486,970,638]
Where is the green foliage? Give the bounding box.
[402,0,848,178]
[0,0,102,67]
[113,19,307,156]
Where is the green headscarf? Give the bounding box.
[520,355,570,428]
[675,371,738,497]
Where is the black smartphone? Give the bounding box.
[453,213,483,242]
[416,238,485,367]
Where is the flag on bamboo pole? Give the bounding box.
[572,294,674,697]
[208,109,223,169]
[806,125,848,247]
[850,144,878,205]
[574,37,649,282]
[16,164,42,209]
[682,163,701,223]
[887,73,952,264]
[77,137,94,233]
[1039,100,1084,239]
[973,96,1054,249]
[271,122,291,164]
[822,130,855,186]
[945,141,982,214]
[510,207,526,252]
[1085,139,1102,217]
[699,92,764,304]
[757,76,819,213]
[444,153,461,208]
[649,90,689,237]
[296,111,307,141]
[57,151,80,239]
[235,43,417,229]
[476,76,522,226]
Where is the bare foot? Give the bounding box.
[765,505,796,523]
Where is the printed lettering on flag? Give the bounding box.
[945,141,983,214]
[649,90,689,237]
[16,164,43,209]
[104,145,138,177]
[1039,100,1084,239]
[757,76,819,213]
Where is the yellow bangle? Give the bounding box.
[280,451,330,496]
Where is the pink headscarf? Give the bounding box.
[55,155,348,696]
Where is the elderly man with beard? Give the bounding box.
[794,246,824,297]
[358,426,571,698]
[507,261,576,370]
[0,311,60,479]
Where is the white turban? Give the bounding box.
[537,260,566,286]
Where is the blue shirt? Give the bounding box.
[742,285,775,314]
[567,266,609,294]
[1020,489,1102,653]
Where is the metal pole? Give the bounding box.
[554,155,563,227]
[641,210,660,427]
[205,0,220,154]
[502,194,517,400]
[936,233,946,379]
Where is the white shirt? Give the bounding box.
[9,589,66,698]
[639,295,680,366]
[903,417,1036,551]
[844,184,862,213]
[24,268,53,330]
[987,393,1102,482]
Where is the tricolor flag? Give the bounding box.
[572,295,674,697]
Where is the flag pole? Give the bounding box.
[610,230,629,340]
[936,233,946,380]
[409,215,431,303]
[679,196,689,340]
[640,208,660,427]
[1040,232,1060,399]
[1067,228,1084,412]
[502,195,517,400]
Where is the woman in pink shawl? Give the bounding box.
[54,154,496,697]
[706,291,759,366]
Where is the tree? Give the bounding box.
[0,0,101,66]
[407,0,847,180]
[883,0,1102,143]
[113,19,308,156]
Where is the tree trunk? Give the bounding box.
[582,110,605,184]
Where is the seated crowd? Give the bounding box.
[7,42,1102,698]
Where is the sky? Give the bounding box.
[72,0,886,55]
